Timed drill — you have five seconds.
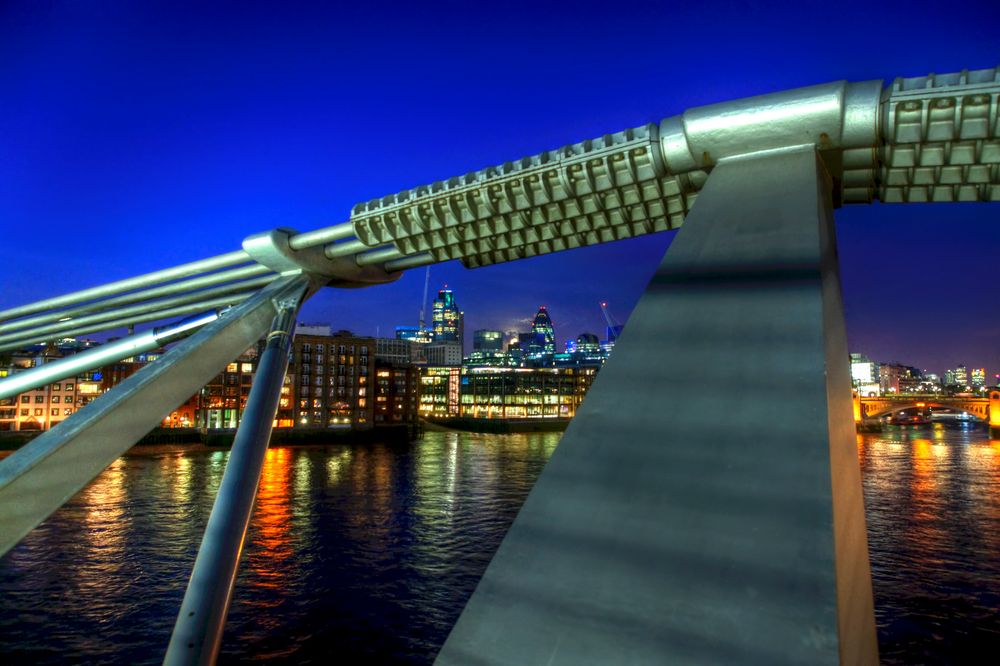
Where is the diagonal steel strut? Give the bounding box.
[163,276,308,666]
[0,276,308,558]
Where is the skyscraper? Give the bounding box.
[432,288,464,352]
[527,306,556,360]
[945,364,969,388]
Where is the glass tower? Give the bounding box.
[432,288,464,350]
[527,306,555,359]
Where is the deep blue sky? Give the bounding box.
[1,1,998,377]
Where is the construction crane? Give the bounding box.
[600,301,623,344]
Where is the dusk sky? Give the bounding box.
[1,1,997,377]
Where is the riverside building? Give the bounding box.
[281,330,375,429]
[419,366,596,421]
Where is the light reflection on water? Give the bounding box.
[0,427,997,664]
[859,425,1000,664]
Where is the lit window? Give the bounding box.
[64,408,73,415]
[241,363,253,373]
[65,383,74,390]
[52,383,61,391]
[51,396,60,404]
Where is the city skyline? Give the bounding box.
[1,3,998,376]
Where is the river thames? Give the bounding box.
[1,426,998,664]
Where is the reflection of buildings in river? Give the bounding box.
[325,447,352,485]
[82,458,128,559]
[162,452,193,508]
[907,437,950,563]
[244,447,294,598]
[71,458,130,611]
[962,437,1000,534]
[343,445,396,549]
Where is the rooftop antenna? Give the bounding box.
[418,266,430,332]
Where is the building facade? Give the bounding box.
[200,346,260,429]
[425,341,463,367]
[526,306,556,361]
[373,361,420,426]
[432,288,464,351]
[473,329,503,352]
[419,366,596,421]
[281,332,375,429]
[971,367,986,389]
[850,353,880,396]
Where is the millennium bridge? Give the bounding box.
[1,66,999,665]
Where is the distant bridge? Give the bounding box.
[856,393,999,423]
[2,65,1000,664]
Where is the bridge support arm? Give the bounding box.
[163,276,307,666]
[437,146,877,664]
[0,276,307,558]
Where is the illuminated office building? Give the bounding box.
[850,353,880,396]
[473,329,503,352]
[419,366,596,420]
[526,306,556,361]
[971,367,986,388]
[432,288,464,352]
[557,333,606,367]
[419,366,462,417]
[396,325,433,344]
[465,329,510,367]
[944,364,969,388]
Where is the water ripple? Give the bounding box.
[1,427,997,663]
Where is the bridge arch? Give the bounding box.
[857,397,989,421]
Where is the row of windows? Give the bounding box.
[299,361,368,375]
[300,344,369,355]
[18,408,73,417]
[21,395,85,404]
[299,386,363,397]
[300,375,370,389]
[298,398,369,409]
